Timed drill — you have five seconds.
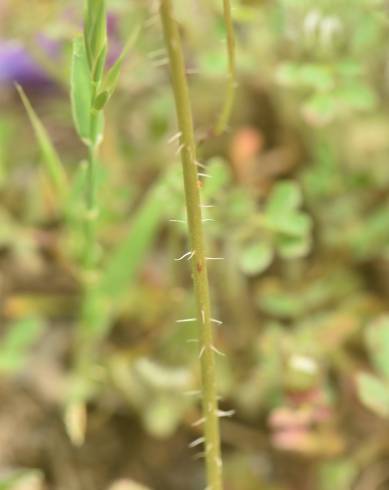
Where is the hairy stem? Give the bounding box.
[160,1,223,489]
[215,0,236,135]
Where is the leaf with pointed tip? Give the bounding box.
[101,25,141,104]
[16,84,68,199]
[92,45,107,83]
[84,0,107,68]
[0,317,45,373]
[71,37,92,144]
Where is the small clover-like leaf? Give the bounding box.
[277,233,312,259]
[239,241,273,276]
[356,372,389,418]
[266,181,303,218]
[266,211,312,238]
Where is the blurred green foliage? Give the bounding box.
[1,0,389,489]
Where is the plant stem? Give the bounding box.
[83,111,100,270]
[215,0,236,135]
[159,2,223,489]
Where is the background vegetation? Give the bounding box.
[1,0,389,489]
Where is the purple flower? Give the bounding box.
[0,13,123,90]
[0,39,56,88]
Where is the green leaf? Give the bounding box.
[356,372,389,418]
[266,211,312,237]
[80,168,182,341]
[338,83,377,112]
[266,181,302,217]
[277,233,311,259]
[143,396,185,438]
[100,26,141,105]
[84,0,107,70]
[0,469,43,490]
[16,84,68,199]
[319,459,358,490]
[93,90,109,111]
[71,37,92,144]
[92,45,107,83]
[99,174,176,297]
[239,241,273,275]
[365,316,389,380]
[202,157,232,200]
[0,317,45,373]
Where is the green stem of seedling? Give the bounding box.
[215,0,236,135]
[160,2,223,489]
[83,112,100,270]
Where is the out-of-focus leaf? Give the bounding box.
[319,459,358,490]
[276,63,333,91]
[0,318,44,373]
[0,468,44,490]
[99,172,179,298]
[71,37,92,144]
[98,25,140,107]
[268,212,312,238]
[239,241,273,275]
[134,358,190,390]
[277,233,311,259]
[16,84,68,199]
[337,83,377,112]
[79,168,182,342]
[202,157,232,200]
[365,316,389,380]
[143,396,185,438]
[266,181,302,216]
[356,372,389,418]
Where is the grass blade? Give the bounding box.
[16,84,68,199]
[71,37,92,144]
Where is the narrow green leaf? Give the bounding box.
[0,317,45,373]
[357,372,389,418]
[92,45,107,83]
[80,168,181,341]
[71,37,92,144]
[102,25,141,100]
[99,177,172,297]
[85,0,107,67]
[16,84,68,199]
